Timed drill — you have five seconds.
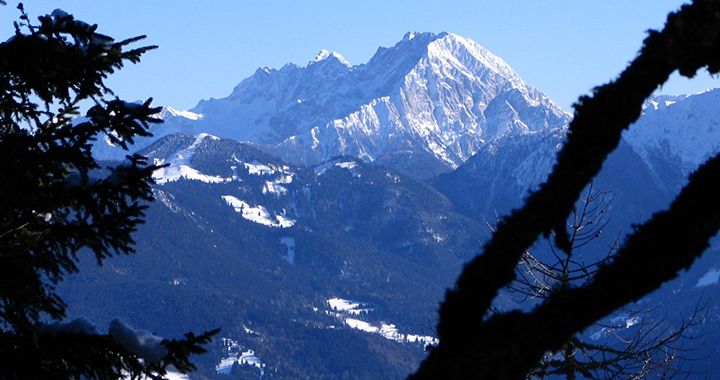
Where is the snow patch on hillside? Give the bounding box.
[124,371,188,380]
[315,159,361,177]
[153,133,229,184]
[263,174,293,196]
[589,314,642,341]
[324,297,437,346]
[216,338,265,376]
[222,195,295,228]
[242,160,277,176]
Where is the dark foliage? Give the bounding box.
[0,6,216,379]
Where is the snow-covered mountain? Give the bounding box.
[95,32,570,178]
[624,88,720,176]
[79,29,720,378]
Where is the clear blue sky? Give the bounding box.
[2,1,718,112]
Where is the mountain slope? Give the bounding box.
[624,88,720,177]
[95,32,570,179]
[62,133,487,379]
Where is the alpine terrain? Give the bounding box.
[94,32,570,180]
[65,32,720,379]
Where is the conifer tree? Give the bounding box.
[0,5,216,379]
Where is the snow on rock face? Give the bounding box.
[279,32,570,168]
[136,32,570,172]
[109,318,168,364]
[623,89,720,176]
[158,106,203,121]
[310,49,351,67]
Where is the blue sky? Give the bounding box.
[2,1,718,112]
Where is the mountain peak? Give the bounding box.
[401,31,447,42]
[158,106,203,121]
[101,32,570,176]
[309,50,351,67]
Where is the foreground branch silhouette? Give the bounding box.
[409,1,720,378]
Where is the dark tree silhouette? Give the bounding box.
[0,6,216,379]
[488,185,701,379]
[409,0,720,378]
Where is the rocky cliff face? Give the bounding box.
[95,32,570,179]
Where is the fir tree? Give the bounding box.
[0,5,217,379]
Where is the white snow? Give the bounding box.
[335,161,358,170]
[123,370,188,380]
[624,89,720,176]
[215,338,265,376]
[325,297,437,346]
[590,314,642,340]
[162,372,189,380]
[327,297,363,312]
[262,175,293,196]
[215,355,237,375]
[314,159,361,177]
[161,106,203,120]
[345,318,379,333]
[109,318,168,364]
[310,49,351,67]
[262,174,294,195]
[222,195,296,228]
[610,315,641,329]
[243,161,276,176]
[239,350,263,368]
[696,268,720,287]
[153,134,229,184]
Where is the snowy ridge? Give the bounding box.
[95,32,570,174]
[152,133,229,184]
[158,106,203,121]
[310,49,351,67]
[269,32,570,169]
[623,88,720,175]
